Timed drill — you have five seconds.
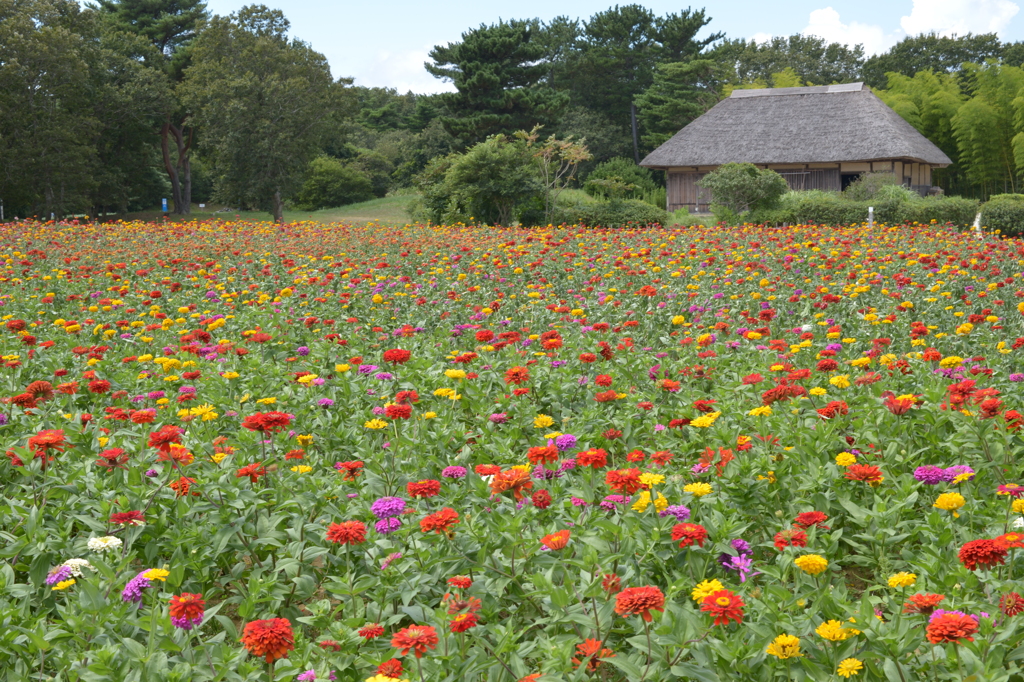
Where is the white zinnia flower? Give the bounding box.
[62,558,94,576]
[1013,516,1024,529]
[87,536,122,552]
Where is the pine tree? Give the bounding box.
[634,59,720,149]
[427,20,568,146]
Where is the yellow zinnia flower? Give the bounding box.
[837,658,864,678]
[684,482,713,497]
[142,568,169,582]
[887,572,916,588]
[835,452,857,467]
[934,492,965,518]
[690,411,720,428]
[766,634,802,659]
[794,554,828,575]
[691,579,724,602]
[364,419,388,430]
[533,414,554,428]
[815,620,859,641]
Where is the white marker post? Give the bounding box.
[868,206,874,229]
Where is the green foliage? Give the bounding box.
[634,59,721,149]
[584,157,657,199]
[697,163,788,215]
[0,0,172,218]
[953,63,1024,194]
[980,193,1024,235]
[551,197,669,227]
[862,32,1004,89]
[749,191,979,226]
[415,135,541,225]
[843,172,907,201]
[426,20,568,146]
[290,156,374,210]
[712,34,864,87]
[180,4,347,221]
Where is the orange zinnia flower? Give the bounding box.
[540,530,570,550]
[572,638,615,671]
[241,618,295,662]
[391,624,438,658]
[614,586,665,622]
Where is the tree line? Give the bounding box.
[4,0,1024,222]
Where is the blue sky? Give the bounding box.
[203,0,1024,92]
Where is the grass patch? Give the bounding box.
[119,193,418,225]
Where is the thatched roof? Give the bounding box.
[640,82,952,169]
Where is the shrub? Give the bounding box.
[843,172,901,201]
[291,156,374,211]
[697,163,788,214]
[980,194,1024,236]
[583,157,658,200]
[551,198,669,227]
[748,191,978,227]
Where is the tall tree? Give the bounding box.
[634,59,721,149]
[426,20,568,146]
[569,6,719,126]
[0,0,167,218]
[712,34,864,87]
[180,4,346,222]
[862,33,1003,89]
[97,0,208,214]
[952,63,1024,195]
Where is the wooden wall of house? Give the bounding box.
[665,160,941,210]
[666,172,711,212]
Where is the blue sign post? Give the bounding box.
[162,198,168,214]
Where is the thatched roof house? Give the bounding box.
[640,82,952,212]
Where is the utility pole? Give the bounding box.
[630,103,640,165]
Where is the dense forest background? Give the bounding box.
[4,0,1024,220]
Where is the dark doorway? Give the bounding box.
[840,173,861,191]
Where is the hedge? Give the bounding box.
[551,198,670,227]
[748,194,979,227]
[980,194,1024,237]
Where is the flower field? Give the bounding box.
[4,219,1024,682]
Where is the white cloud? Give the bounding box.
[900,0,1019,37]
[751,32,773,44]
[802,7,895,55]
[348,45,456,94]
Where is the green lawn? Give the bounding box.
[121,194,417,224]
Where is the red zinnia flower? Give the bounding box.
[420,508,460,534]
[475,464,501,476]
[385,404,412,420]
[377,659,404,677]
[572,639,615,671]
[602,428,622,440]
[28,429,67,454]
[448,575,472,590]
[236,462,266,483]
[700,589,745,626]
[576,448,608,468]
[407,479,441,498]
[504,366,529,385]
[88,379,111,394]
[594,390,618,403]
[241,618,295,662]
[148,424,182,453]
[110,510,145,526]
[490,468,533,500]
[1000,592,1024,616]
[614,586,665,622]
[845,464,884,486]
[773,528,808,551]
[531,489,552,509]
[358,623,385,639]
[959,539,1008,571]
[997,532,1024,548]
[327,520,366,545]
[602,573,621,595]
[540,530,570,550]
[527,444,559,465]
[25,381,54,402]
[169,476,197,497]
[391,624,438,658]
[605,468,642,494]
[449,612,479,633]
[926,612,978,644]
[793,511,830,529]
[169,592,205,623]
[336,460,364,480]
[383,348,411,364]
[318,640,342,651]
[903,593,945,615]
[672,523,708,548]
